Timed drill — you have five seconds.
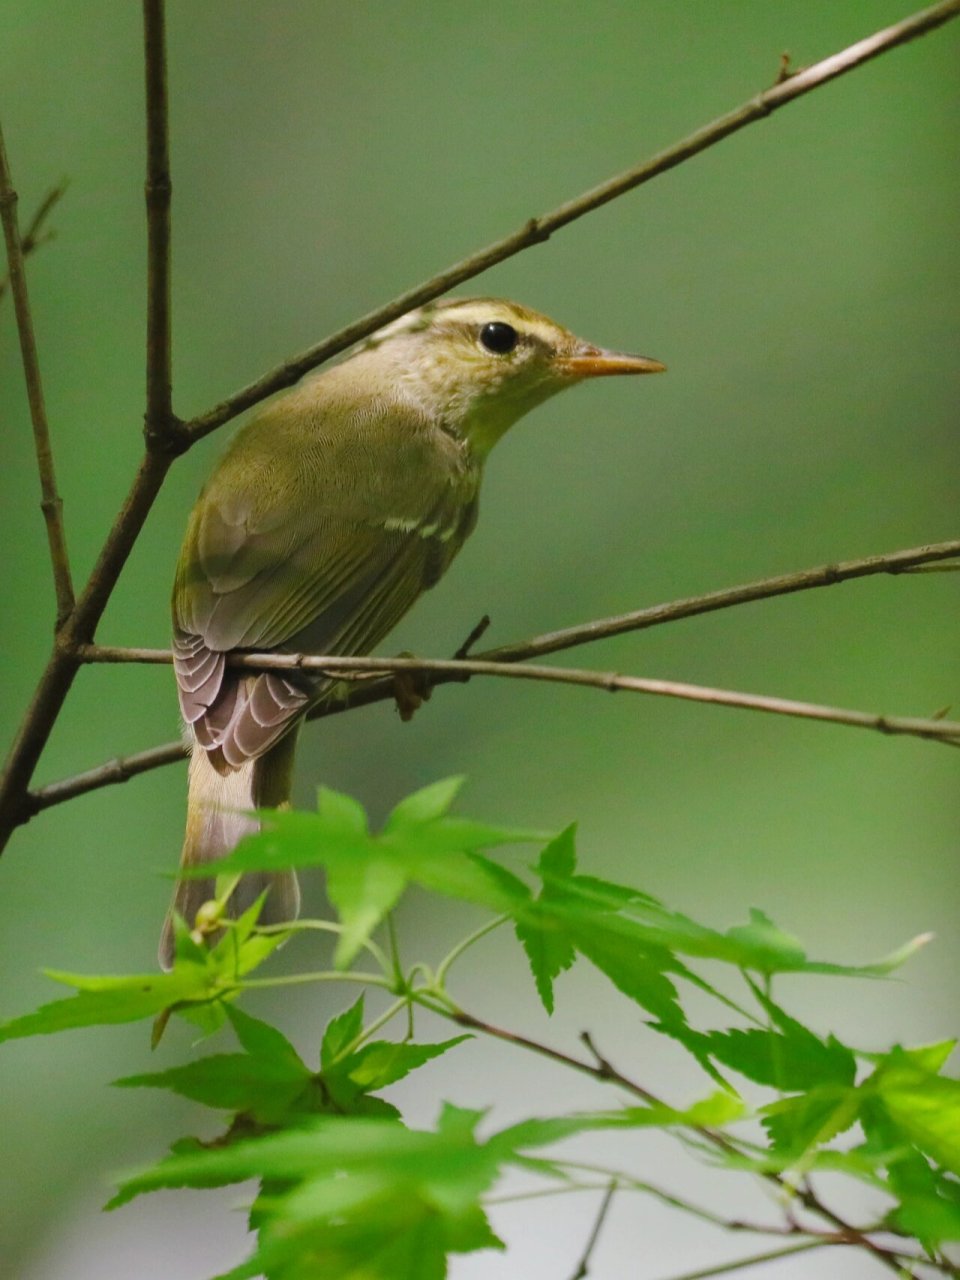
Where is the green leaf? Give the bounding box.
[568,916,682,1024]
[114,1053,311,1118]
[317,785,369,835]
[496,1092,744,1152]
[880,1069,960,1173]
[317,1000,471,1115]
[891,1193,960,1245]
[861,1097,960,1249]
[713,980,858,1090]
[863,1039,956,1075]
[724,909,806,973]
[194,787,542,967]
[0,965,210,1042]
[515,826,579,1013]
[116,1005,317,1125]
[225,1004,304,1067]
[383,776,465,828]
[760,1084,861,1157]
[320,996,366,1068]
[345,1037,472,1091]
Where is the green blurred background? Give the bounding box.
[1,3,957,1277]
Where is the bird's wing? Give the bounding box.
[172,400,478,768]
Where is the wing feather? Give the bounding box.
[172,394,479,770]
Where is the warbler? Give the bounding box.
[161,298,664,967]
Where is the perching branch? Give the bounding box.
[0,129,75,627]
[0,178,68,304]
[181,0,960,444]
[78,643,960,748]
[17,535,960,821]
[2,2,958,854]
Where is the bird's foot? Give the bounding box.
[391,651,433,722]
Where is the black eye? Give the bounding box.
[479,321,518,355]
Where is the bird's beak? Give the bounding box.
[555,343,666,379]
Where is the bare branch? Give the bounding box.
[0,127,75,627]
[567,1180,618,1280]
[481,540,960,664]
[22,740,186,821]
[649,1241,827,1280]
[18,536,960,820]
[183,0,960,443]
[0,178,68,303]
[78,644,960,747]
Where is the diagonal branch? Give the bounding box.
[183,0,960,443]
[79,645,960,746]
[477,539,960,665]
[0,128,75,627]
[567,1180,618,1280]
[649,1241,829,1280]
[18,536,960,820]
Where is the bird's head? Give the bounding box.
[360,297,665,456]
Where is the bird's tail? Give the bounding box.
[159,730,301,970]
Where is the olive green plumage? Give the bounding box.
[160,298,664,967]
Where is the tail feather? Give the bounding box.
[159,735,300,970]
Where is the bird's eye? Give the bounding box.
[479,321,519,355]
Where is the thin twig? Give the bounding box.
[453,614,492,660]
[575,1033,928,1277]
[567,1180,618,1280]
[78,644,960,747]
[0,178,68,303]
[428,1006,915,1276]
[650,1240,827,1280]
[4,5,959,850]
[0,128,75,627]
[182,0,960,443]
[18,535,960,820]
[21,740,187,819]
[478,539,960,665]
[494,1164,787,1236]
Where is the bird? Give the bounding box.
[160,297,665,968]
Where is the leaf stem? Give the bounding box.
[233,970,391,992]
[433,915,509,989]
[254,919,392,975]
[330,996,412,1062]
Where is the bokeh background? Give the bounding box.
[1,3,957,1277]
